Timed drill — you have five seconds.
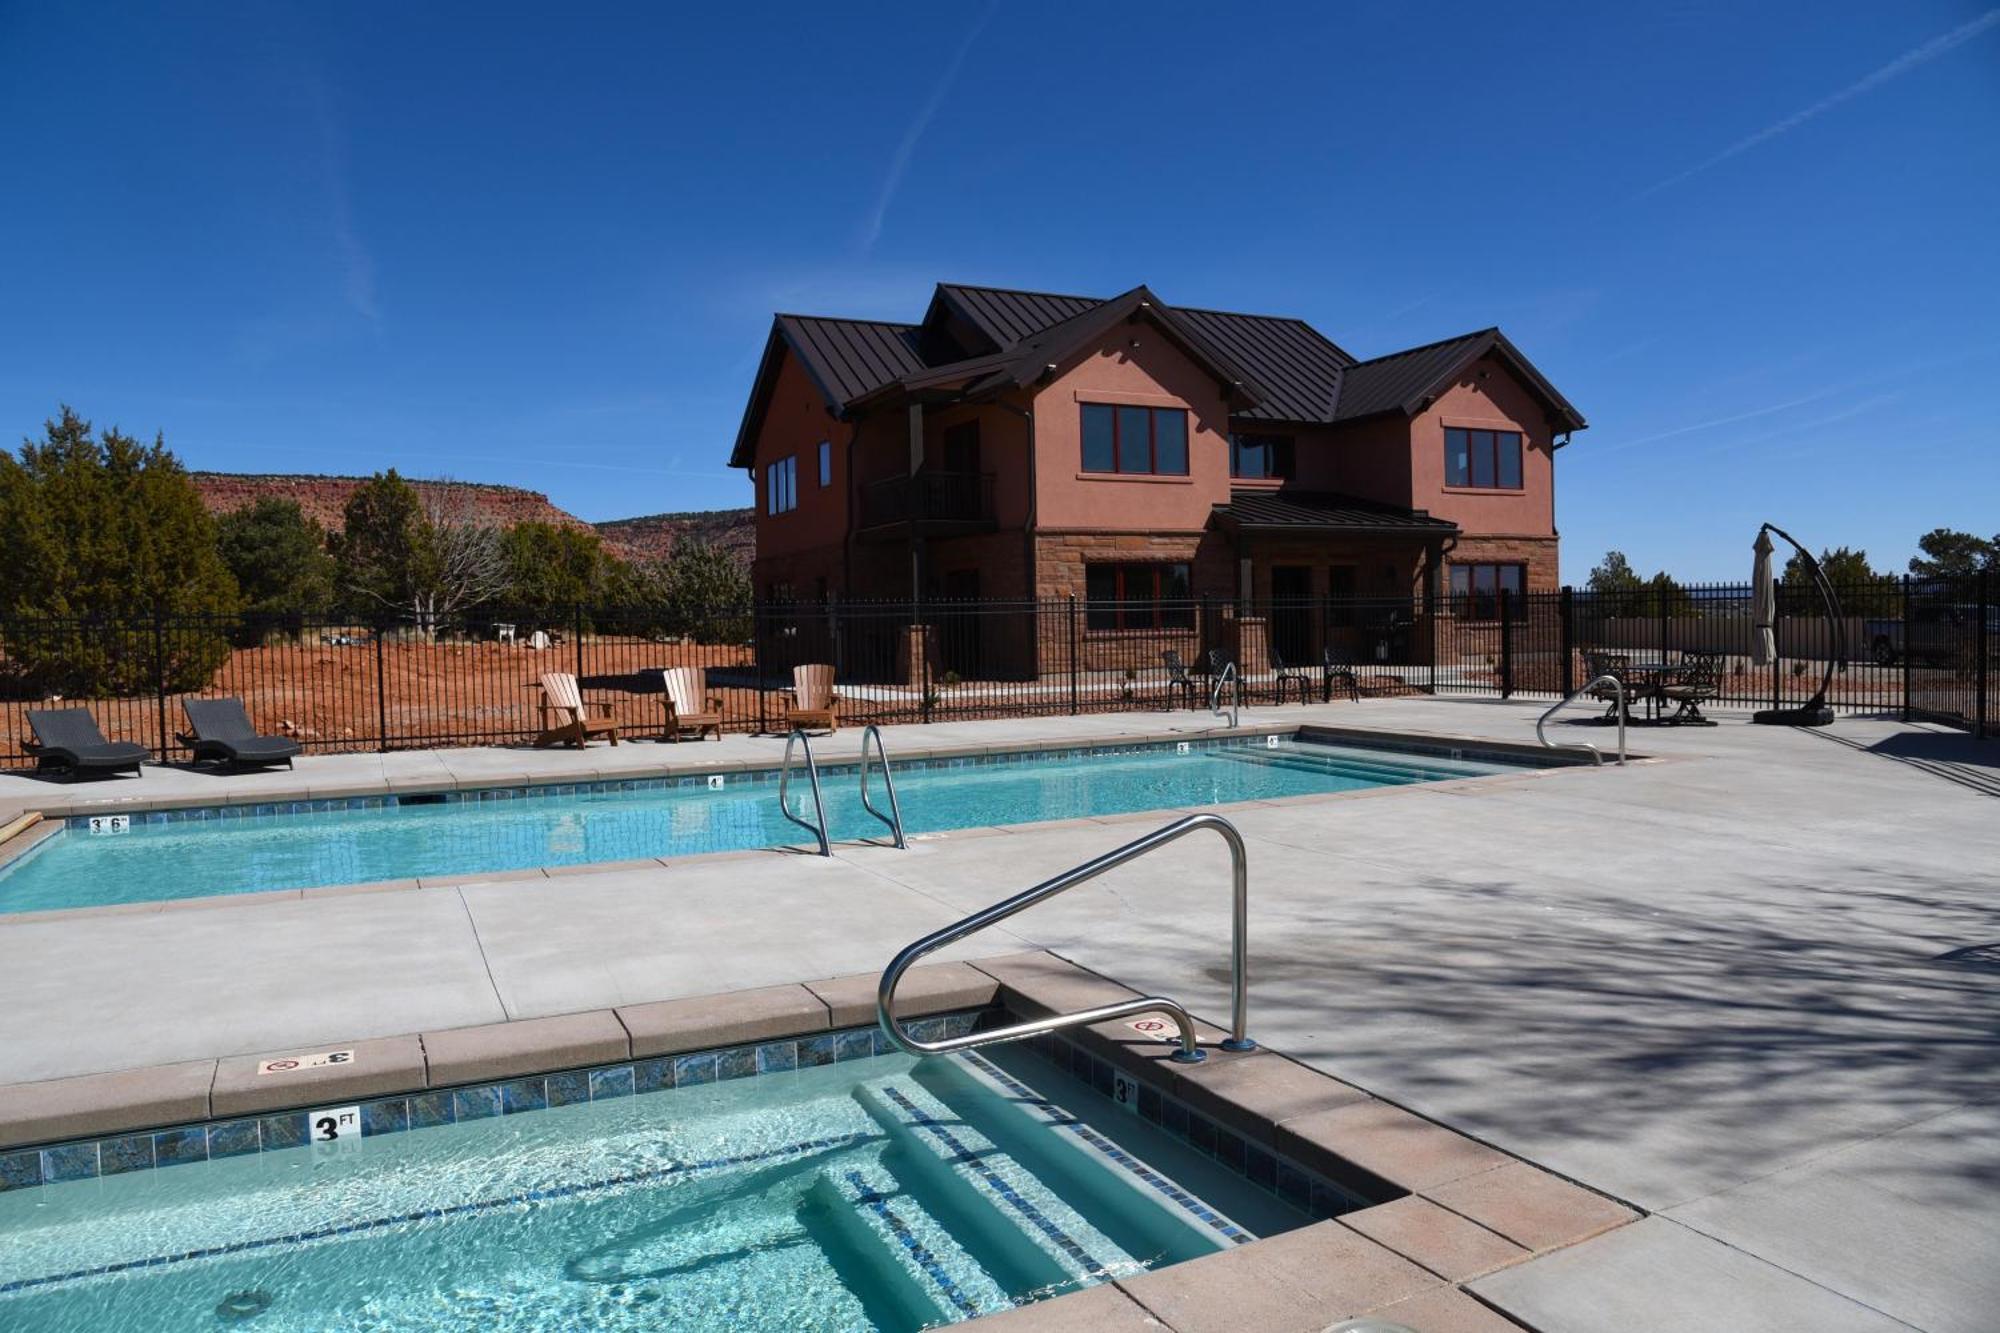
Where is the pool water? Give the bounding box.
[0,1046,1311,1331]
[0,738,1512,913]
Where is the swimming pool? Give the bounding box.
[0,1035,1343,1331]
[0,736,1517,914]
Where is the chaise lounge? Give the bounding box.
[24,708,149,780]
[178,697,303,770]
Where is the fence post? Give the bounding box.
[1978,569,1992,741]
[1559,586,1574,698]
[755,602,768,735]
[1498,589,1513,698]
[374,623,389,753]
[1067,595,1079,716]
[572,603,585,681]
[152,611,170,760]
[1900,575,1912,723]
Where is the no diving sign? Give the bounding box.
[1126,1017,1176,1043]
[257,1050,355,1077]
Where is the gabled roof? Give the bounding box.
[1213,490,1459,535]
[730,316,925,467]
[933,283,1101,349]
[1174,306,1355,424]
[1333,327,1587,432]
[731,282,1585,468]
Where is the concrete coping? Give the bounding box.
[0,960,982,1151]
[0,949,1637,1329]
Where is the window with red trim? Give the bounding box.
[1084,562,1194,630]
[1080,404,1188,476]
[1445,428,1523,489]
[1448,563,1525,618]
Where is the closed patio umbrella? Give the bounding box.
[1751,528,1777,667]
[1751,522,1842,727]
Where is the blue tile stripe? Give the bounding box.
[960,1049,1253,1244]
[0,1132,878,1296]
[0,1012,978,1194]
[843,1170,984,1320]
[46,735,1294,833]
[876,1083,1107,1281]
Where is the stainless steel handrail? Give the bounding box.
[877,812,1254,1065]
[778,728,831,855]
[857,724,906,849]
[1537,674,1626,766]
[1210,661,1240,728]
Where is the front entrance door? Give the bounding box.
[1270,566,1312,666]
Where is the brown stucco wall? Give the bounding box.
[749,348,851,561]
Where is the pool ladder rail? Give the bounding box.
[1210,661,1240,729]
[1536,673,1626,766]
[778,728,831,855]
[779,726,910,856]
[857,725,907,849]
[877,811,1254,1066]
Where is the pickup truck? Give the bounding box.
[1864,604,2000,666]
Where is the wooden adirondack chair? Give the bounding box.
[532,672,619,748]
[782,664,840,735]
[661,666,723,742]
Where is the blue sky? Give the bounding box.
[1,2,1994,581]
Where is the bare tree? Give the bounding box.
[409,481,507,636]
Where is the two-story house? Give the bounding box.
[730,282,1584,676]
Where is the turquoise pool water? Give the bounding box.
[0,737,1513,914]
[0,1044,1314,1331]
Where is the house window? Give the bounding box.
[1084,562,1193,630]
[1081,404,1189,476]
[1449,563,1525,619]
[1444,428,1523,489]
[1230,433,1295,480]
[817,441,831,488]
[765,455,797,515]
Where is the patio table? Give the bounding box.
[1602,658,1679,724]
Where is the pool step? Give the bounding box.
[854,1075,1145,1297]
[1215,746,1456,785]
[807,1163,1016,1326]
[916,1052,1251,1262]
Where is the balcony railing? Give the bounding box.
[860,470,995,531]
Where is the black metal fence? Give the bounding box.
[1,575,1991,761]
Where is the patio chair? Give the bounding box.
[660,666,723,742]
[177,698,302,770]
[1661,651,1723,726]
[1581,651,1632,719]
[532,672,620,748]
[1161,650,1199,710]
[782,664,840,735]
[1269,645,1313,705]
[24,708,148,779]
[1322,645,1361,703]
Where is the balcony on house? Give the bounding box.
[858,470,996,538]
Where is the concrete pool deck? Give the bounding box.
[1,698,1995,1330]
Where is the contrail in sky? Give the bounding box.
[1634,9,2000,199]
[859,1,1001,251]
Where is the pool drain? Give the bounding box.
[214,1289,273,1321]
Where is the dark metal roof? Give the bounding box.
[934,284,1102,348]
[1332,327,1586,432]
[774,315,926,405]
[1174,307,1354,423]
[1214,489,1459,534]
[732,283,1585,468]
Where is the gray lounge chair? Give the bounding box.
[24,708,148,779]
[178,698,302,769]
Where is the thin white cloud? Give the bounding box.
[1595,386,1843,454]
[305,79,378,321]
[857,1,1000,252]
[1635,9,2000,199]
